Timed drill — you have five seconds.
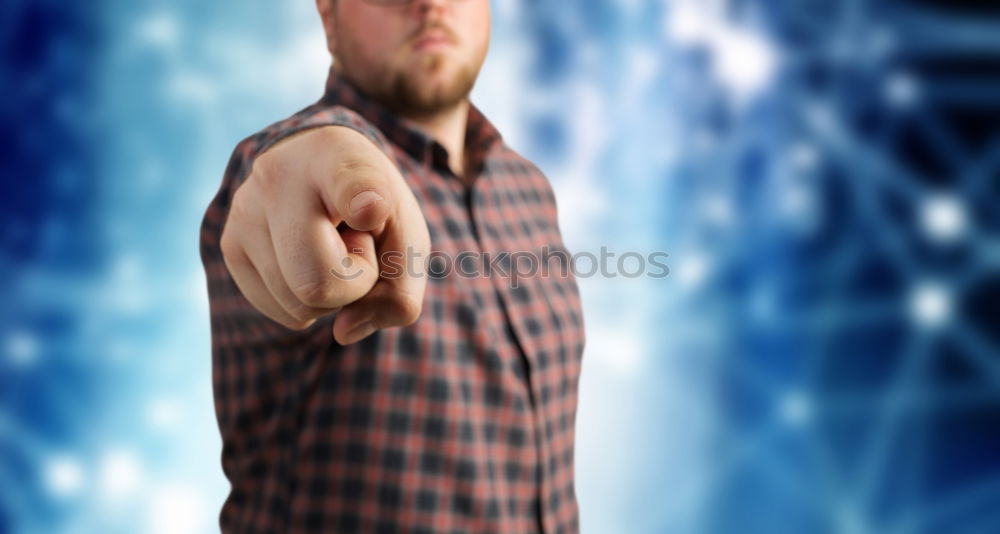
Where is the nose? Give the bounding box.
[411,0,449,17]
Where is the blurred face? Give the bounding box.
[317,0,491,118]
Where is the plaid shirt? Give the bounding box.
[200,68,586,534]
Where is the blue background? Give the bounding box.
[3,0,999,532]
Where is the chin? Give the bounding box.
[406,62,461,90]
[382,55,478,115]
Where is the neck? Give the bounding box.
[402,100,469,177]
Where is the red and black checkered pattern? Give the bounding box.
[200,68,586,533]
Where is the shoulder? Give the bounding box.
[218,102,394,200]
[233,102,390,171]
[489,143,558,206]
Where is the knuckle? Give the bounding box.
[285,301,322,323]
[338,155,381,174]
[314,124,351,144]
[219,227,243,263]
[280,317,314,331]
[249,152,284,192]
[292,277,344,308]
[260,274,322,323]
[335,159,386,191]
[262,308,309,330]
[226,188,255,228]
[223,190,270,256]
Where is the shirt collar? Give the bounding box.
[320,66,503,177]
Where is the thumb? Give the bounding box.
[322,135,398,232]
[342,187,392,232]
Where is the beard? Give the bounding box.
[381,53,481,118]
[333,24,485,119]
[338,51,481,119]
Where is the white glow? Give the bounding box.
[693,129,718,151]
[921,194,967,243]
[115,253,143,281]
[780,185,814,220]
[271,32,332,103]
[189,268,210,311]
[885,71,919,108]
[555,180,608,244]
[202,27,328,109]
[676,252,711,290]
[750,285,776,323]
[790,142,819,171]
[627,45,661,100]
[44,455,84,499]
[910,283,952,329]
[869,27,898,58]
[147,485,208,534]
[780,392,812,425]
[108,253,148,314]
[836,507,870,534]
[583,314,645,377]
[666,1,778,102]
[168,71,219,103]
[138,11,180,50]
[805,101,837,135]
[667,2,714,45]
[703,194,734,226]
[148,398,182,431]
[712,28,778,101]
[6,330,39,366]
[493,0,521,20]
[99,449,144,498]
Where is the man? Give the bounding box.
[200,0,586,531]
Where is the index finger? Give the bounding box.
[333,187,431,344]
[267,181,380,309]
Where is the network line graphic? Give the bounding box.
[622,1,1000,533]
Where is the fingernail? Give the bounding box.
[350,191,383,217]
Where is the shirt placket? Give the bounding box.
[420,146,527,533]
[467,174,558,534]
